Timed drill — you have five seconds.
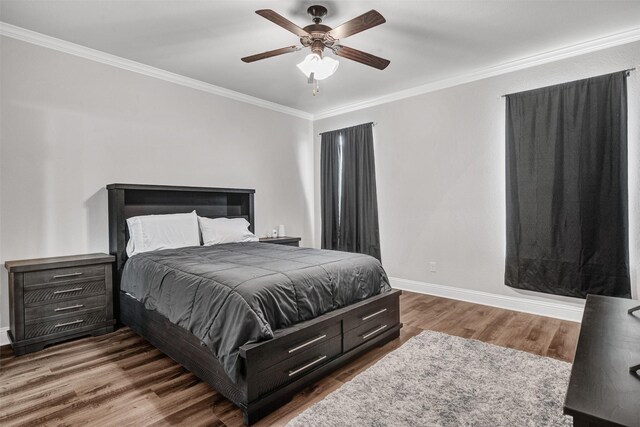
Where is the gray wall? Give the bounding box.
[0,37,314,328]
[314,41,640,307]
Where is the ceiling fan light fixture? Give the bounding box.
[296,53,339,80]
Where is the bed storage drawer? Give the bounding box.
[343,306,399,352]
[244,317,342,373]
[343,292,398,333]
[255,334,342,397]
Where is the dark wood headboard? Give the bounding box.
[106,183,255,319]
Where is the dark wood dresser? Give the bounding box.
[564,295,640,426]
[259,236,301,246]
[5,253,116,355]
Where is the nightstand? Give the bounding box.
[259,236,302,247]
[5,253,116,355]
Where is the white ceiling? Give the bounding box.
[1,1,640,116]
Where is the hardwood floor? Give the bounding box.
[0,291,580,426]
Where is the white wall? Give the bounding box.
[0,37,314,328]
[314,41,640,310]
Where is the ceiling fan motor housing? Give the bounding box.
[301,25,335,55]
[303,5,335,54]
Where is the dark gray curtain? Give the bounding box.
[321,123,381,260]
[321,130,341,251]
[505,71,630,299]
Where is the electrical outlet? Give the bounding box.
[429,262,437,272]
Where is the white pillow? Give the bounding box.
[126,211,200,257]
[198,217,258,246]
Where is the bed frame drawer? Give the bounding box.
[24,265,105,286]
[343,307,399,353]
[255,334,342,397]
[343,292,399,333]
[244,317,342,373]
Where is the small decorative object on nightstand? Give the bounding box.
[5,253,116,356]
[259,236,302,247]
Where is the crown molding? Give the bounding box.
[2,21,639,122]
[313,27,640,120]
[0,22,314,121]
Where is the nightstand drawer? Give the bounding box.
[24,264,105,286]
[24,279,106,306]
[25,295,106,322]
[24,308,107,339]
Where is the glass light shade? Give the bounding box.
[296,54,339,80]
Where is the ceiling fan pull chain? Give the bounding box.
[308,72,319,96]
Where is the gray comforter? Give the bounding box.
[121,242,391,381]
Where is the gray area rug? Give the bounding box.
[287,331,572,427]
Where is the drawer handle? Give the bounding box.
[288,355,327,377]
[54,304,84,312]
[53,272,84,279]
[53,287,83,295]
[361,308,387,321]
[288,334,327,354]
[362,324,388,340]
[54,319,85,328]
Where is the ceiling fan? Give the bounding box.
[242,5,390,92]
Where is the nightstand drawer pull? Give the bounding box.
[54,319,85,328]
[53,287,83,295]
[362,308,387,321]
[362,324,388,340]
[288,355,327,377]
[288,334,327,354]
[54,304,84,312]
[53,272,84,279]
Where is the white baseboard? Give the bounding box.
[390,277,584,322]
[0,327,10,346]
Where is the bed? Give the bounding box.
[107,183,402,425]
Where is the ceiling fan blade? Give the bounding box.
[327,10,386,40]
[256,9,310,37]
[241,45,301,63]
[333,45,390,70]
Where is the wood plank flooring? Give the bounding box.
[0,291,580,426]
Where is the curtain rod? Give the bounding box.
[500,67,636,98]
[318,122,377,136]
